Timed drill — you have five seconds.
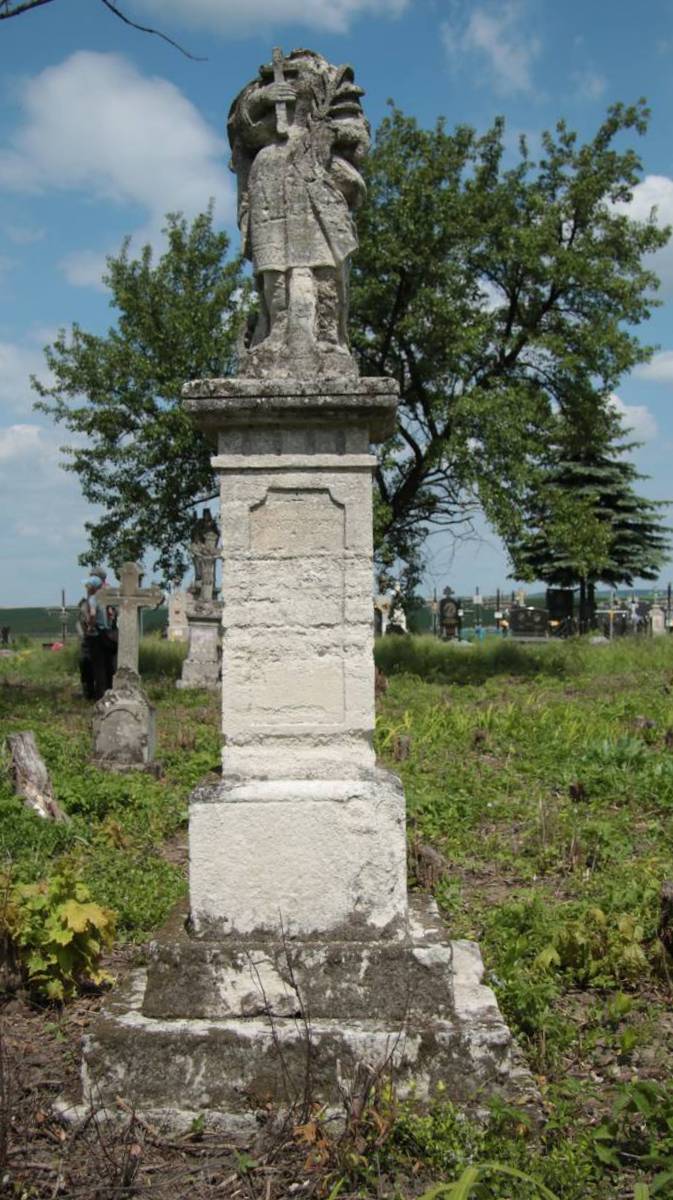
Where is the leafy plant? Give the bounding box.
[4,871,115,1000]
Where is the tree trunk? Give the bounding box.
[579,577,587,633]
[658,881,673,958]
[588,580,597,630]
[4,732,68,822]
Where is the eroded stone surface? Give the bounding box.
[189,772,407,939]
[228,50,369,380]
[92,668,156,770]
[79,898,537,1132]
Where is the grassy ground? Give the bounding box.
[1,635,672,1198]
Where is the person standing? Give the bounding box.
[78,570,112,700]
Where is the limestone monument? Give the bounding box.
[92,563,163,771]
[177,508,223,690]
[80,49,532,1129]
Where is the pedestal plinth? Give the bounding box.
[176,597,223,691]
[78,377,534,1130]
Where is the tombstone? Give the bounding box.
[91,563,163,770]
[650,603,666,636]
[167,591,189,641]
[439,590,461,640]
[508,606,549,640]
[79,48,534,1131]
[177,510,223,690]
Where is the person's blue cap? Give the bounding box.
[82,576,103,588]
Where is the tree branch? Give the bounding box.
[98,0,206,60]
[0,0,206,60]
[0,0,55,18]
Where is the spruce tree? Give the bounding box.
[510,428,671,629]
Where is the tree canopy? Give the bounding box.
[34,101,671,584]
[33,210,245,580]
[352,100,669,577]
[508,414,671,624]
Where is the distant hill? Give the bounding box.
[0,606,168,641]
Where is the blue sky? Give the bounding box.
[1,0,672,605]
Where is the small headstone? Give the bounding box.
[93,563,163,770]
[508,606,549,640]
[177,513,222,690]
[167,591,189,641]
[92,667,156,771]
[650,604,666,637]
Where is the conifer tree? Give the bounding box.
[510,423,671,628]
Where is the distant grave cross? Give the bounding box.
[99,562,164,677]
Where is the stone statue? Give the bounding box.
[228,47,370,379]
[189,508,219,601]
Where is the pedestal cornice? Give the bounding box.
[182,376,399,443]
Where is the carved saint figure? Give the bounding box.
[228,48,370,377]
[190,508,220,601]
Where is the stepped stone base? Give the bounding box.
[75,897,535,1134]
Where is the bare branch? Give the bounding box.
[0,0,206,60]
[98,0,206,60]
[0,0,55,18]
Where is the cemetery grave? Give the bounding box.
[1,635,673,1197]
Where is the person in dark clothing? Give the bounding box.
[78,572,112,700]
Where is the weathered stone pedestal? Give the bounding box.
[176,598,223,691]
[78,377,534,1129]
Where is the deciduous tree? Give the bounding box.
[33,209,245,580]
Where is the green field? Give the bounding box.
[0,605,169,641]
[1,636,672,1198]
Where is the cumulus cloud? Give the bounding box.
[609,393,658,441]
[0,423,43,462]
[636,351,673,385]
[136,0,408,36]
[4,223,45,245]
[0,339,51,415]
[442,2,541,95]
[573,69,607,100]
[0,52,233,286]
[614,174,673,294]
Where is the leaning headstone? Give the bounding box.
[177,510,223,690]
[92,563,163,771]
[79,47,534,1131]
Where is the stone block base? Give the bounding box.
[75,898,535,1134]
[189,771,408,940]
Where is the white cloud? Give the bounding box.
[136,0,408,36]
[614,174,673,294]
[4,223,45,245]
[573,69,607,100]
[609,393,658,441]
[636,351,673,385]
[0,422,43,462]
[0,52,233,287]
[59,248,109,291]
[442,2,541,95]
[0,339,51,415]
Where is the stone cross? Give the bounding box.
[99,562,164,676]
